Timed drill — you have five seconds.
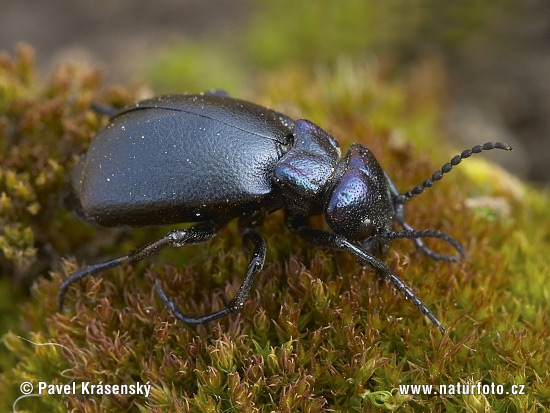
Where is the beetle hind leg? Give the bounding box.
[57,223,219,311]
[154,228,266,324]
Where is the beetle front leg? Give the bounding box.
[154,227,266,325]
[57,222,219,311]
[289,219,446,333]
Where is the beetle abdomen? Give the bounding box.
[71,95,293,226]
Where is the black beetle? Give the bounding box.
[59,91,512,332]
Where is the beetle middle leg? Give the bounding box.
[154,225,266,324]
[57,222,220,311]
[386,172,463,262]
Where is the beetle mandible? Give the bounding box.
[58,91,512,332]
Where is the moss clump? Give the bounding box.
[1,50,549,411]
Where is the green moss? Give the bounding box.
[144,0,519,98]
[145,42,247,95]
[244,0,518,68]
[1,49,549,411]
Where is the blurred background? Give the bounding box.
[1,0,549,183]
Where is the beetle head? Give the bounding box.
[325,144,394,246]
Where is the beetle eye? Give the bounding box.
[358,218,374,239]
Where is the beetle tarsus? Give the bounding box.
[413,243,461,263]
[340,238,447,334]
[57,256,129,311]
[153,278,231,324]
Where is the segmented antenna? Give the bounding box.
[397,142,512,204]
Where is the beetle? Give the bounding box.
[58,90,512,332]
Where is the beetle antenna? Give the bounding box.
[379,229,465,258]
[396,142,512,204]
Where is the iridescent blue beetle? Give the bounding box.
[59,91,512,332]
